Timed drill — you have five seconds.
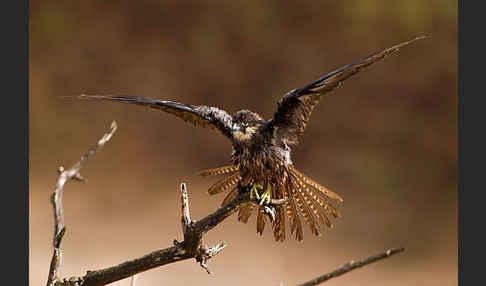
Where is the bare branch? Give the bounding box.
[77,185,249,286]
[297,248,405,286]
[45,121,404,286]
[50,180,290,286]
[46,121,118,286]
[45,121,251,286]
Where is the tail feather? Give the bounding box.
[290,174,332,230]
[283,185,296,233]
[203,165,341,242]
[294,175,335,228]
[286,185,304,241]
[308,187,341,219]
[291,167,341,220]
[290,166,343,202]
[292,192,313,237]
[301,191,323,235]
[207,173,241,195]
[221,187,239,207]
[256,206,267,235]
[308,189,335,228]
[238,202,255,223]
[290,176,321,236]
[294,174,324,222]
[323,200,341,219]
[272,205,286,242]
[198,165,238,177]
[271,182,286,242]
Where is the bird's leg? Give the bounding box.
[263,205,276,222]
[259,185,272,206]
[249,184,264,200]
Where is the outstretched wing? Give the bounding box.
[78,95,234,138]
[264,36,425,145]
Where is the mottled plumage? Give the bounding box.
[78,37,423,241]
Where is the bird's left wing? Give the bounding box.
[78,95,234,139]
[263,36,425,145]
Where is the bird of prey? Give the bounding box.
[78,37,424,242]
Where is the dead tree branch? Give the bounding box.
[46,121,118,286]
[297,248,405,286]
[77,185,285,286]
[45,120,404,286]
[45,121,286,286]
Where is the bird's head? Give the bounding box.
[231,110,264,142]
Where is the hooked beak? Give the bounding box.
[231,123,241,132]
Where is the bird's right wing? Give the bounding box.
[264,37,425,145]
[78,95,235,139]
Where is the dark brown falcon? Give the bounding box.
[78,37,424,242]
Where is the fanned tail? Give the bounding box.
[207,172,242,195]
[201,165,340,242]
[198,165,238,177]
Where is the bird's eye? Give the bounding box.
[241,122,249,127]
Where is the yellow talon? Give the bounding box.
[259,186,272,205]
[250,184,263,200]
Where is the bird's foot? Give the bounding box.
[259,186,272,206]
[249,184,264,200]
[263,205,276,222]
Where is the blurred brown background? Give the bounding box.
[30,1,457,285]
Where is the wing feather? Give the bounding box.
[264,37,425,144]
[207,173,242,195]
[78,95,234,138]
[198,165,238,177]
[221,187,239,207]
[238,202,256,223]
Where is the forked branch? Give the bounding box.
[47,121,118,286]
[44,121,274,286]
[79,185,282,285]
[45,121,405,286]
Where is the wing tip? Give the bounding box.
[75,93,120,101]
[391,36,427,51]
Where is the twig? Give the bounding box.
[46,121,118,286]
[297,248,405,286]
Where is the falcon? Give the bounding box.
[78,37,424,242]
